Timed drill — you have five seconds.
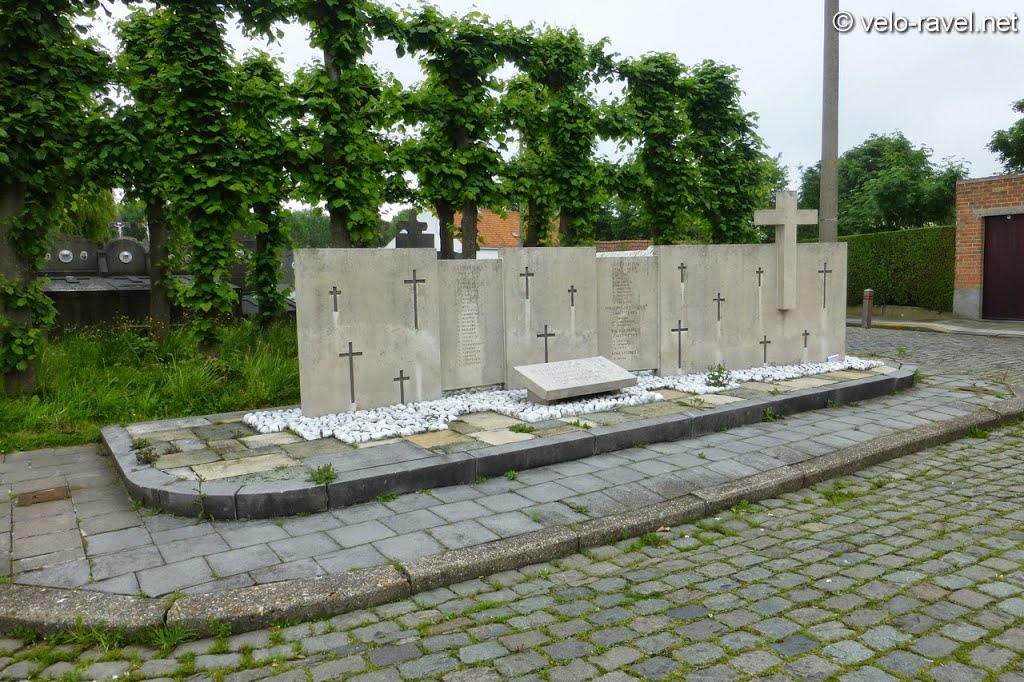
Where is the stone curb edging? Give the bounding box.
[100,370,914,520]
[5,391,1023,638]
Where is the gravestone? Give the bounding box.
[438,260,505,390]
[43,235,99,275]
[513,356,637,404]
[786,243,848,363]
[597,256,659,370]
[295,249,442,416]
[104,237,148,276]
[501,247,599,386]
[395,216,435,249]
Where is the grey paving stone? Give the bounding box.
[326,520,396,548]
[137,556,213,596]
[84,526,152,555]
[428,520,500,550]
[269,531,338,560]
[373,532,443,561]
[316,543,387,573]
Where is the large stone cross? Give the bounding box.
[754,191,818,311]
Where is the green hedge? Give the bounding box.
[841,225,955,312]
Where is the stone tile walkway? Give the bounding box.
[0,363,1002,597]
[2,396,1023,680]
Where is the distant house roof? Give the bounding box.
[595,240,652,252]
[454,210,522,248]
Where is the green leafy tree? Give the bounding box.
[989,99,1024,173]
[115,198,148,242]
[286,207,330,248]
[290,0,405,248]
[116,6,177,340]
[403,7,526,258]
[800,132,967,234]
[146,2,250,348]
[505,27,610,246]
[614,53,703,244]
[1,1,109,395]
[683,60,770,243]
[59,188,118,243]
[233,51,296,325]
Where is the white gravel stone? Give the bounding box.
[243,357,884,443]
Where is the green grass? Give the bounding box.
[0,319,300,454]
[967,426,989,439]
[508,423,536,434]
[504,470,518,481]
[309,463,338,485]
[375,492,399,503]
[627,532,670,552]
[761,407,783,423]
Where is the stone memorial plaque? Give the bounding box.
[104,237,148,276]
[501,247,599,387]
[295,249,442,416]
[657,244,784,373]
[513,356,637,404]
[439,260,505,390]
[597,256,659,371]
[785,243,847,363]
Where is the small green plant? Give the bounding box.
[967,426,989,439]
[697,451,707,460]
[825,399,836,408]
[504,470,518,481]
[731,499,751,515]
[705,363,730,388]
[139,506,162,517]
[566,419,592,429]
[509,423,536,434]
[135,447,158,465]
[145,624,198,654]
[627,532,669,552]
[822,480,854,504]
[529,511,543,523]
[310,463,338,485]
[762,407,783,423]
[7,625,37,643]
[680,396,706,408]
[207,618,232,639]
[475,475,487,484]
[896,346,907,358]
[48,616,127,651]
[132,438,150,450]
[565,501,589,515]
[375,492,399,503]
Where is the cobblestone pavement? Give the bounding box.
[3,413,1024,680]
[847,327,1024,385]
[0,367,1002,596]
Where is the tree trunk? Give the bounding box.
[0,182,38,396]
[321,42,353,249]
[436,200,454,260]
[559,207,573,246]
[328,208,353,248]
[147,202,172,343]
[524,198,543,247]
[461,201,478,259]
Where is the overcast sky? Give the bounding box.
[99,1,1024,187]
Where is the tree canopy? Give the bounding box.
[989,99,1024,173]
[799,132,966,235]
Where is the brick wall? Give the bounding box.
[956,174,1024,289]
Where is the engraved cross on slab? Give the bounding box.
[755,267,765,287]
[338,341,363,404]
[328,285,342,313]
[677,262,687,284]
[671,320,688,369]
[519,266,535,300]
[713,292,726,322]
[537,324,556,363]
[818,262,833,309]
[803,329,811,348]
[568,284,578,308]
[404,269,426,330]
[393,369,410,404]
[753,191,818,311]
[760,335,772,364]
